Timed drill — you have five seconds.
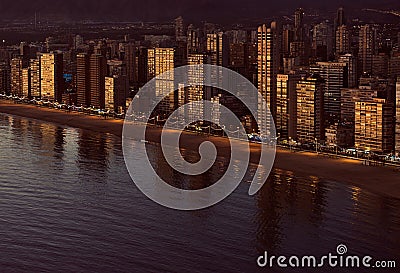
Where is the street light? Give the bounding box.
[315,138,318,154]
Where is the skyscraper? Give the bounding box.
[358,25,376,76]
[310,62,347,124]
[312,21,334,61]
[338,54,357,88]
[76,53,91,107]
[206,32,227,67]
[40,52,63,102]
[276,72,301,140]
[147,48,175,115]
[355,98,394,153]
[22,67,30,98]
[30,58,41,98]
[124,43,137,88]
[90,54,107,109]
[257,22,280,135]
[175,16,185,42]
[335,7,346,29]
[185,53,207,122]
[187,24,202,54]
[294,8,304,42]
[296,75,325,143]
[335,25,350,56]
[105,75,129,113]
[11,57,23,97]
[0,62,10,95]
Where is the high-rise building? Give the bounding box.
[294,8,304,42]
[124,43,137,88]
[338,54,357,88]
[105,75,129,113]
[175,16,185,42]
[147,48,175,115]
[90,54,107,109]
[187,25,202,54]
[40,52,63,102]
[335,7,346,29]
[276,73,302,140]
[282,25,294,56]
[30,58,41,98]
[372,53,389,77]
[228,42,257,83]
[358,25,376,75]
[296,75,325,143]
[355,98,394,153]
[76,53,91,107]
[185,54,207,122]
[396,78,400,154]
[11,57,23,97]
[312,21,334,61]
[206,32,227,67]
[310,62,347,124]
[22,67,30,98]
[0,62,10,95]
[340,87,377,123]
[257,22,280,135]
[335,25,350,56]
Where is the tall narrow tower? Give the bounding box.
[257,22,280,135]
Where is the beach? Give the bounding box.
[1,99,399,199]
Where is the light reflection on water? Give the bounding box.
[0,114,399,273]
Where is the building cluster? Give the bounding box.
[257,8,400,155]
[0,8,400,155]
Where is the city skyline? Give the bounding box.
[0,5,400,157]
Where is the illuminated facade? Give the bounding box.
[30,58,41,98]
[206,32,225,67]
[355,98,394,153]
[257,22,280,136]
[40,52,63,102]
[276,73,301,140]
[186,54,207,122]
[296,76,325,144]
[105,75,128,113]
[147,48,175,115]
[340,87,377,123]
[22,68,30,98]
[105,77,115,111]
[11,57,23,97]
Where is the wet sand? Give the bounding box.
[1,100,399,199]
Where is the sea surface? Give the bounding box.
[0,113,399,272]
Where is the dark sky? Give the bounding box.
[0,0,399,22]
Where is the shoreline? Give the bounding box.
[1,100,400,199]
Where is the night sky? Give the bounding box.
[0,0,399,22]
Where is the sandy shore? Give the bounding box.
[1,100,399,199]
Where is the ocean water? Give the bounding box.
[0,113,399,272]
